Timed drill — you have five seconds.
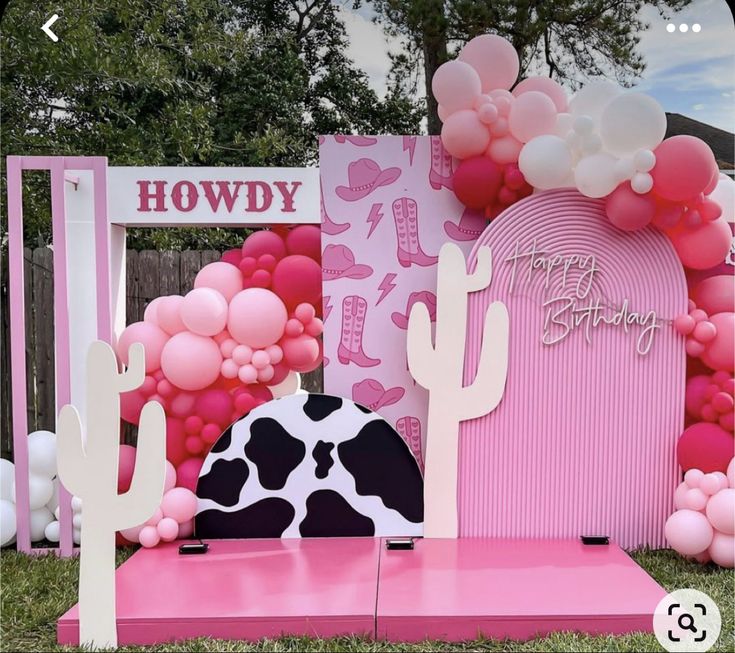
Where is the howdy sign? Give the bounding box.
[107,167,319,226]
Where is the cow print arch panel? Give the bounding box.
[195,393,424,539]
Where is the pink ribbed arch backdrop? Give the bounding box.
[460,189,687,549]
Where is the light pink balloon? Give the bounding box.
[178,519,195,539]
[441,109,491,159]
[156,517,180,542]
[487,135,523,165]
[700,472,728,496]
[508,91,557,143]
[164,461,177,493]
[181,288,228,336]
[701,312,735,372]
[227,289,288,349]
[437,104,450,122]
[119,524,143,543]
[161,487,198,523]
[139,525,161,548]
[681,488,708,512]
[160,332,222,391]
[513,76,568,112]
[708,531,735,567]
[458,34,519,92]
[706,488,735,534]
[728,457,735,487]
[665,509,714,555]
[117,322,169,373]
[673,482,690,510]
[143,296,166,325]
[157,295,187,335]
[194,262,244,302]
[145,507,163,526]
[432,60,482,114]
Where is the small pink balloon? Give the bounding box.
[117,444,137,492]
[221,359,239,379]
[157,295,187,335]
[712,392,734,414]
[266,344,284,365]
[441,109,491,159]
[285,318,304,337]
[605,182,656,231]
[161,487,198,523]
[195,389,233,427]
[487,135,523,165]
[508,91,557,143]
[139,525,161,548]
[170,392,196,418]
[164,460,177,493]
[228,289,288,348]
[220,338,238,358]
[701,312,735,372]
[513,76,568,112]
[117,322,169,373]
[145,507,163,526]
[431,60,482,114]
[294,303,316,324]
[282,334,321,371]
[674,314,696,335]
[232,344,253,365]
[684,468,705,488]
[160,332,222,391]
[458,34,519,92]
[238,364,258,384]
[257,365,275,383]
[143,296,166,325]
[686,340,706,357]
[181,288,228,336]
[673,482,690,510]
[693,320,717,343]
[194,261,244,302]
[682,488,708,511]
[706,488,734,534]
[178,519,195,539]
[201,423,222,445]
[708,531,735,568]
[665,509,714,555]
[119,525,143,543]
[157,517,180,542]
[242,230,287,261]
[251,350,270,370]
[176,458,203,492]
[478,103,499,124]
[185,436,203,455]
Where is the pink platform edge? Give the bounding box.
[57,538,666,645]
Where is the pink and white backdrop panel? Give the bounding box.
[319,135,486,466]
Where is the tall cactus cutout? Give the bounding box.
[57,341,166,649]
[407,243,509,538]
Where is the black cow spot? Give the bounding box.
[244,417,305,490]
[338,420,423,523]
[210,426,232,453]
[303,395,343,421]
[355,403,371,414]
[312,440,334,479]
[196,458,249,507]
[299,490,375,537]
[196,498,295,539]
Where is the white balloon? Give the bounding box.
[46,477,59,514]
[73,528,81,545]
[27,430,57,478]
[71,496,83,513]
[54,506,60,520]
[518,135,574,190]
[581,133,602,155]
[269,371,301,399]
[72,512,83,529]
[0,458,14,501]
[29,507,53,542]
[44,520,60,543]
[574,153,620,198]
[569,80,621,123]
[633,148,656,172]
[0,500,17,546]
[614,157,636,182]
[14,474,54,510]
[708,174,735,224]
[600,93,667,156]
[554,112,574,138]
[573,115,595,136]
[631,172,654,194]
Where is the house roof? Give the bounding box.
[665,113,734,169]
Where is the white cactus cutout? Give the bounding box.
[57,341,166,649]
[407,243,509,538]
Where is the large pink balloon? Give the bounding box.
[708,531,735,567]
[228,288,287,348]
[181,288,228,336]
[117,322,169,373]
[117,445,137,492]
[441,110,490,159]
[706,488,734,534]
[605,183,656,231]
[665,509,713,555]
[513,76,568,112]
[194,262,244,303]
[701,312,735,372]
[652,136,717,201]
[508,91,557,143]
[157,295,187,335]
[161,487,198,523]
[458,34,519,92]
[160,332,222,391]
[694,275,735,315]
[669,218,732,270]
[432,60,482,115]
[486,135,523,165]
[143,296,166,325]
[242,230,287,261]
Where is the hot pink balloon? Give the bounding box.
[701,312,735,372]
[665,509,713,555]
[117,445,137,493]
[227,288,287,348]
[285,225,321,260]
[181,287,228,336]
[195,389,233,428]
[161,487,198,523]
[242,230,287,261]
[605,183,656,231]
[194,261,244,303]
[176,457,203,492]
[509,91,557,144]
[441,110,490,159]
[164,460,177,493]
[652,136,717,202]
[170,392,196,418]
[281,334,321,372]
[120,390,146,426]
[160,332,222,391]
[694,275,735,315]
[669,218,732,270]
[432,60,482,114]
[157,295,187,335]
[513,76,568,112]
[686,375,712,418]
[458,34,519,92]
[117,321,169,373]
[271,255,322,311]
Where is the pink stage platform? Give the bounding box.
[57,538,665,646]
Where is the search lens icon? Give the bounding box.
[678,613,697,633]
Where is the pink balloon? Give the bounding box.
[678,422,735,473]
[161,487,198,523]
[686,375,713,418]
[282,334,321,372]
[486,135,523,165]
[195,390,233,428]
[118,444,137,492]
[729,457,735,488]
[145,507,163,526]
[513,76,568,112]
[170,392,197,418]
[157,295,187,335]
[441,110,490,159]
[117,322,169,373]
[708,531,734,567]
[669,218,733,270]
[652,136,717,201]
[194,262,244,303]
[120,390,146,425]
[701,313,735,372]
[178,519,195,539]
[705,488,734,534]
[164,460,177,493]
[143,296,166,325]
[157,517,180,542]
[508,91,557,143]
[139,525,161,548]
[680,488,708,511]
[220,248,242,267]
[176,457,203,492]
[605,183,656,231]
[285,225,321,260]
[665,509,713,555]
[242,229,287,261]
[227,289,287,348]
[270,255,322,311]
[119,525,143,543]
[432,60,482,114]
[160,332,222,391]
[181,288,228,336]
[458,34,519,92]
[694,275,735,315]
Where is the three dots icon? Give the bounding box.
[667,23,701,33]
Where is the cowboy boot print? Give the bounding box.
[320,181,350,236]
[392,198,438,268]
[429,136,453,191]
[337,296,381,367]
[396,417,424,469]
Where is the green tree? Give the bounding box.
[1,0,423,249]
[369,0,692,135]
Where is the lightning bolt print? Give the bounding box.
[366,203,384,238]
[403,135,417,166]
[322,295,333,323]
[376,273,397,305]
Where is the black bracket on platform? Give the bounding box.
[580,535,609,545]
[386,537,415,550]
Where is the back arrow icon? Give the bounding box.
[42,14,59,42]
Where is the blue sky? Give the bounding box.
[341,0,735,132]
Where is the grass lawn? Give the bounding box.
[0,548,732,652]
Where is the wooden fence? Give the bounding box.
[0,248,323,459]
